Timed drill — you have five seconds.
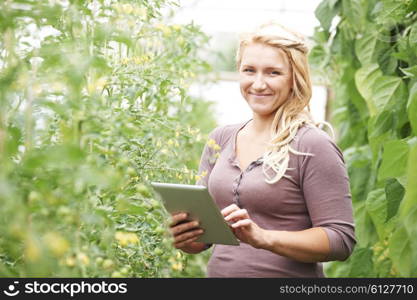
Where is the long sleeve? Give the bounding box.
[298,127,356,261]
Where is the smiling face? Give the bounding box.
[239,43,293,117]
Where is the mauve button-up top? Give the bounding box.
[196,119,356,278]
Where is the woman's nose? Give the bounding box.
[252,74,266,90]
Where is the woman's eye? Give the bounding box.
[243,68,254,73]
[271,71,281,75]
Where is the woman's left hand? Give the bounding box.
[221,204,269,249]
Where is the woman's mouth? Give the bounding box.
[249,92,273,97]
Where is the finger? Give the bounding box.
[231,219,252,228]
[174,228,204,244]
[169,212,188,227]
[174,236,199,249]
[224,209,249,222]
[221,204,240,217]
[170,220,200,236]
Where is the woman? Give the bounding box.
[169,22,356,277]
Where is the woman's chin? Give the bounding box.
[248,104,276,116]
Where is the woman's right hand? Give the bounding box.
[169,212,206,254]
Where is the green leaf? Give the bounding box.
[408,82,417,135]
[342,0,367,31]
[385,178,405,221]
[372,75,406,113]
[309,45,328,68]
[365,189,386,240]
[368,110,394,138]
[377,43,397,75]
[407,0,417,12]
[400,65,417,78]
[367,117,393,168]
[409,22,417,44]
[355,64,382,116]
[355,33,377,65]
[355,65,406,116]
[345,146,373,202]
[375,0,408,25]
[389,224,412,277]
[354,201,377,246]
[348,247,375,277]
[5,126,22,157]
[401,207,417,276]
[378,139,409,180]
[399,143,417,217]
[315,0,340,31]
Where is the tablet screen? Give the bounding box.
[151,182,239,246]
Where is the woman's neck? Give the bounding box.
[247,114,275,140]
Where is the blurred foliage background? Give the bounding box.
[0,0,216,277]
[310,0,417,277]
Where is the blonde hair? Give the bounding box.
[236,22,334,184]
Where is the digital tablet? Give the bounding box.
[150,182,239,246]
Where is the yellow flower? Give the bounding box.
[134,7,147,18]
[32,83,42,96]
[155,23,171,36]
[76,252,90,266]
[50,81,65,93]
[195,170,207,182]
[122,3,133,14]
[112,3,123,14]
[167,139,174,146]
[171,262,183,271]
[207,139,221,151]
[65,256,76,267]
[24,236,41,263]
[115,231,139,247]
[43,232,70,257]
[87,77,107,94]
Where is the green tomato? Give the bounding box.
[57,206,71,216]
[127,167,136,176]
[150,199,161,209]
[28,191,41,203]
[95,257,104,266]
[120,266,130,275]
[102,259,114,270]
[86,155,95,164]
[155,226,165,235]
[145,214,154,223]
[111,271,124,278]
[153,247,163,256]
[120,157,129,165]
[136,184,151,197]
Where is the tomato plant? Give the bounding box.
[0,0,216,277]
